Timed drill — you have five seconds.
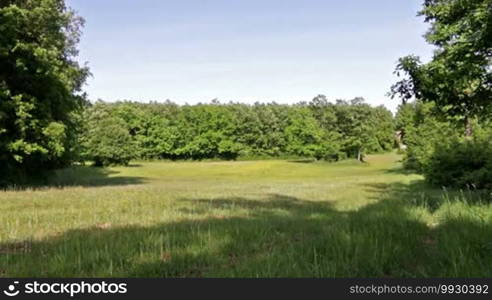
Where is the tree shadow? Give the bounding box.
[287,159,317,164]
[125,164,143,168]
[385,167,417,175]
[177,194,333,216]
[382,157,416,175]
[2,166,147,190]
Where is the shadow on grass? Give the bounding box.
[3,166,147,190]
[385,167,417,175]
[124,164,143,168]
[2,185,491,278]
[287,159,317,164]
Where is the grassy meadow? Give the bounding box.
[1,152,491,277]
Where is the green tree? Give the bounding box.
[175,103,243,160]
[394,100,466,173]
[391,0,492,136]
[334,98,382,161]
[110,102,179,159]
[285,107,324,158]
[394,102,416,145]
[0,0,89,183]
[308,95,338,131]
[371,105,395,152]
[81,103,136,166]
[228,103,262,157]
[252,103,289,156]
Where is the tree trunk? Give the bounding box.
[357,149,361,162]
[464,115,473,137]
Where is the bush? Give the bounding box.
[424,133,492,189]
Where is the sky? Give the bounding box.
[67,0,435,112]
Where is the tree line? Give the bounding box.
[80,98,395,166]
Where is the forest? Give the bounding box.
[0,0,491,279]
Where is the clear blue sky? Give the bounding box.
[67,0,434,112]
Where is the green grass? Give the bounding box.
[1,152,491,277]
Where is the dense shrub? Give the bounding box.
[424,133,492,189]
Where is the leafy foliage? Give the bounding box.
[425,130,492,189]
[80,103,136,167]
[396,101,492,189]
[392,0,492,189]
[391,0,492,134]
[80,97,395,164]
[0,0,89,183]
[397,101,457,172]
